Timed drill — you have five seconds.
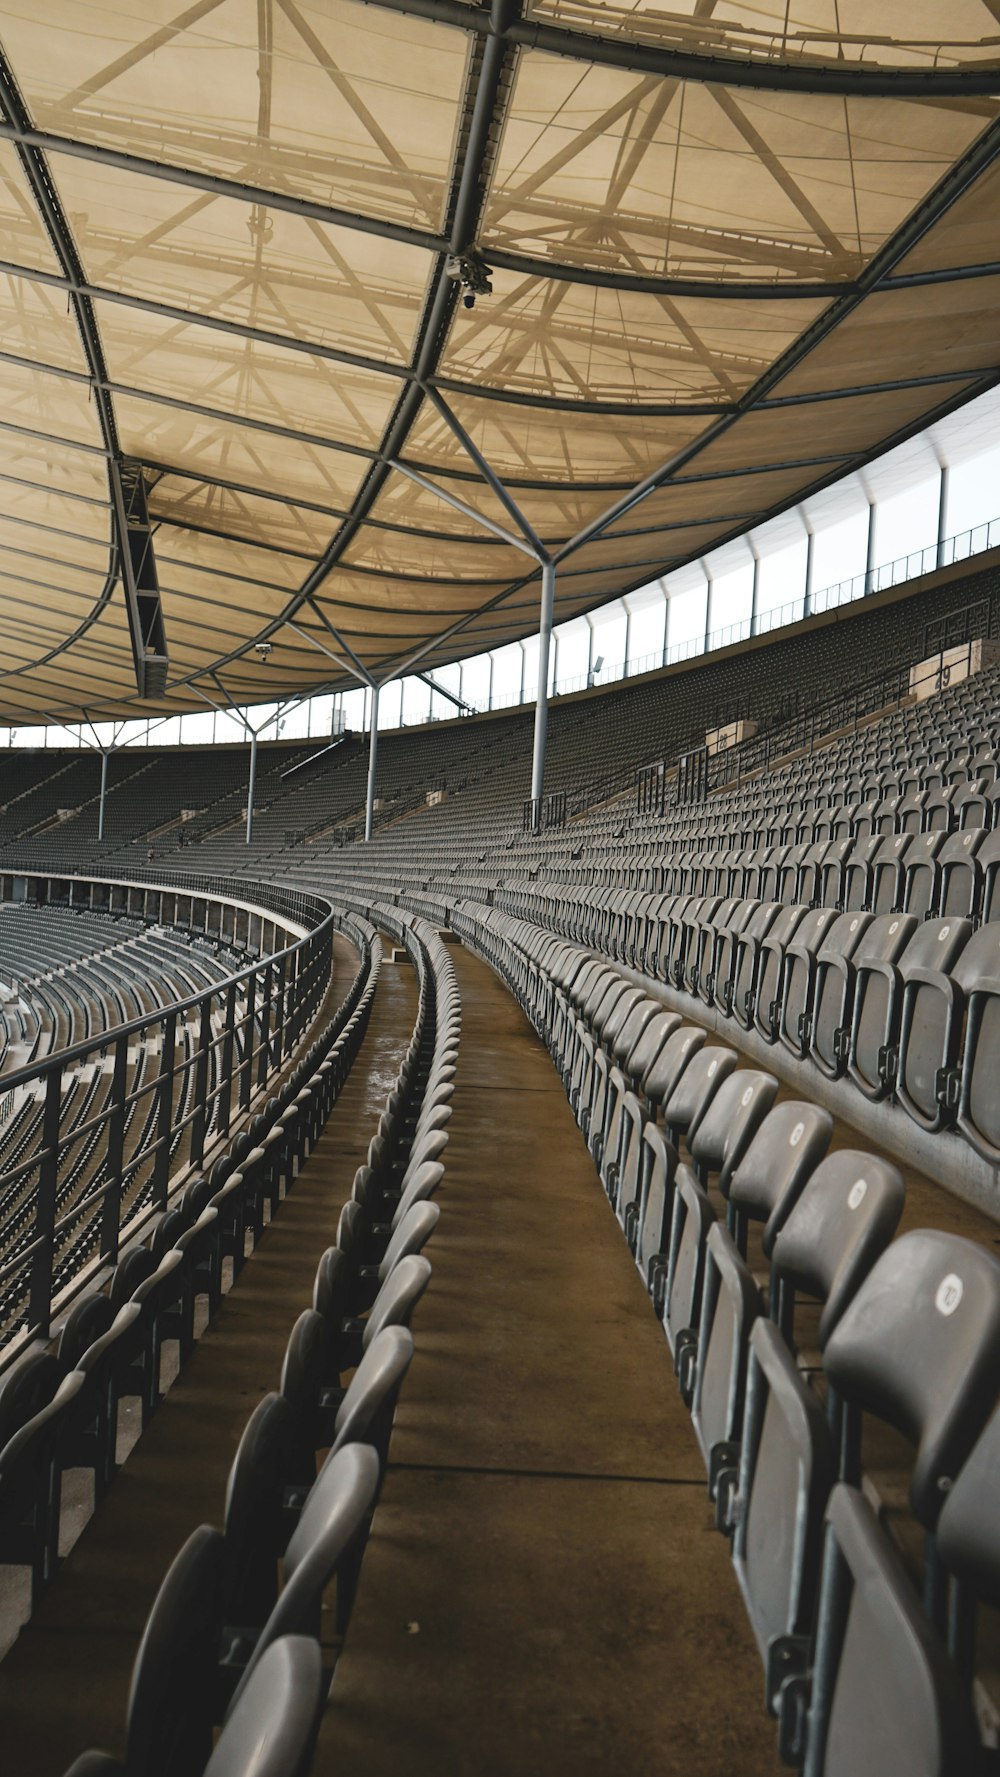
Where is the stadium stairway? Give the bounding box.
[0,933,416,1775]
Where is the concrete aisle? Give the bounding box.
[0,937,416,1777]
[320,945,784,1777]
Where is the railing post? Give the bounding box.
[27,1068,62,1340]
[257,963,273,1088]
[218,980,237,1138]
[153,1011,176,1209]
[101,1033,129,1262]
[189,996,213,1170]
[240,970,258,1110]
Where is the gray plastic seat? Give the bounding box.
[792,1486,976,1777]
[228,1442,380,1702]
[777,906,841,1060]
[327,1324,414,1472]
[769,1151,905,1351]
[731,1319,835,1712]
[686,1068,779,1197]
[951,921,1000,1163]
[690,1222,760,1500]
[822,1230,1000,1529]
[206,1636,325,1777]
[810,912,912,1081]
[662,1168,716,1394]
[0,1371,87,1608]
[724,1099,832,1261]
[662,1045,737,1146]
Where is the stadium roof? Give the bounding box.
[1,0,1000,722]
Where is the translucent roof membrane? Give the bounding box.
[0,0,997,718]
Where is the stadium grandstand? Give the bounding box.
[5,3,1000,1774]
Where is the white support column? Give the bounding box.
[622,598,632,675]
[245,729,258,844]
[365,684,380,842]
[865,499,877,593]
[518,641,527,703]
[750,545,761,637]
[804,524,815,618]
[487,652,495,710]
[937,464,950,569]
[98,749,109,841]
[531,559,556,805]
[702,564,713,651]
[661,586,670,662]
[587,614,596,681]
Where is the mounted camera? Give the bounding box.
[445,248,493,310]
[255,641,273,663]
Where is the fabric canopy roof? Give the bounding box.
[0,0,999,720]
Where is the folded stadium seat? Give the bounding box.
[953,779,990,830]
[743,904,808,1040]
[841,835,882,913]
[775,907,841,1061]
[637,1021,704,1122]
[610,996,664,1070]
[730,1319,835,1710]
[723,1100,832,1262]
[945,921,1000,1163]
[924,785,959,834]
[662,1168,717,1393]
[75,1301,152,1486]
[975,828,1000,925]
[867,830,912,915]
[810,912,914,1082]
[598,1074,643,1205]
[873,793,902,835]
[63,1626,326,1777]
[692,898,746,1007]
[715,902,779,1019]
[936,1398,1000,1683]
[0,1371,88,1608]
[0,1350,63,1447]
[897,829,945,918]
[848,915,970,1105]
[674,895,721,992]
[689,1222,760,1502]
[768,1152,905,1355]
[686,1069,780,1197]
[207,1168,250,1284]
[817,837,854,910]
[780,1485,978,1777]
[933,828,986,923]
[128,1249,188,1418]
[897,789,929,833]
[661,1045,738,1148]
[108,1244,157,1312]
[822,1230,1000,1621]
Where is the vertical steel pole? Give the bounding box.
[750,548,760,637]
[936,464,949,569]
[364,684,380,842]
[101,1032,128,1261]
[865,499,877,594]
[245,729,258,844]
[97,749,109,840]
[531,560,556,805]
[804,527,815,618]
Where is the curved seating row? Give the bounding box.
[450,901,1000,1777]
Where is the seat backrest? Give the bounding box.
[229,1445,381,1707]
[124,1524,224,1777]
[801,1485,977,1777]
[391,1160,445,1230]
[109,1245,156,1311]
[726,1100,833,1251]
[377,1201,440,1281]
[769,1151,905,1348]
[663,1046,738,1142]
[363,1255,433,1351]
[641,1023,706,1108]
[823,1230,1000,1525]
[279,1311,327,1420]
[936,1398,1000,1608]
[312,1246,350,1333]
[624,1008,681,1086]
[691,1222,759,1472]
[688,1069,780,1192]
[331,1325,414,1460]
[223,1392,295,1624]
[0,1349,63,1448]
[205,1636,325,1777]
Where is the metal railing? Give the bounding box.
[523,792,567,833]
[0,871,336,1351]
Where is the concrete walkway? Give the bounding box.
[319,944,784,1777]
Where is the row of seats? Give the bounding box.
[0,912,380,1628]
[453,903,1000,1776]
[50,905,458,1777]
